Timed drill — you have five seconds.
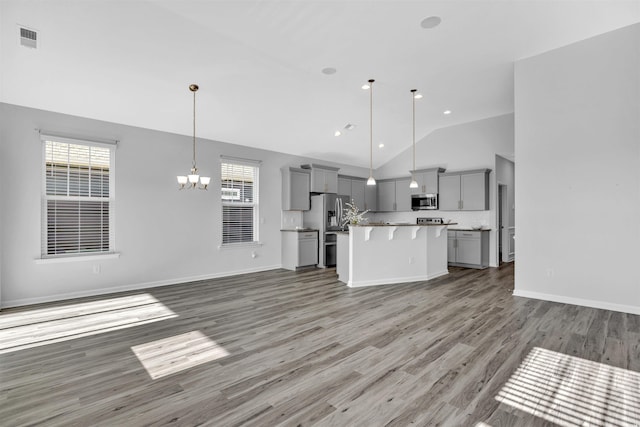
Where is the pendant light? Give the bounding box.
[177,84,210,190]
[409,89,419,189]
[366,79,376,186]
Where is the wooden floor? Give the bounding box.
[1,263,639,426]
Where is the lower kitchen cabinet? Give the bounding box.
[448,230,489,269]
[281,230,318,270]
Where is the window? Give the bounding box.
[220,157,260,245]
[41,135,115,258]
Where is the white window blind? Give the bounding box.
[42,136,115,257]
[221,159,259,245]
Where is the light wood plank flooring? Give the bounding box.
[1,263,639,426]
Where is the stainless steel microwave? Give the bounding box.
[411,193,438,210]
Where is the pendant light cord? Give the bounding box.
[412,90,416,173]
[369,79,374,177]
[192,87,197,170]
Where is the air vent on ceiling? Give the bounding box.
[19,27,38,49]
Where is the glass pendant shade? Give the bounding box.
[177,175,188,185]
[367,176,376,186]
[409,179,419,189]
[188,174,200,184]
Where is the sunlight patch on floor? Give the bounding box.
[0,293,177,354]
[131,330,229,379]
[496,347,640,426]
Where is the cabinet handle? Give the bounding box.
[422,185,425,193]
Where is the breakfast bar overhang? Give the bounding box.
[336,224,451,287]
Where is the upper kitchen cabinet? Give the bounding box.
[338,175,366,210]
[377,180,396,212]
[303,164,339,193]
[395,178,412,211]
[337,176,351,198]
[376,179,411,212]
[364,182,377,212]
[439,169,491,211]
[281,167,310,210]
[410,167,446,195]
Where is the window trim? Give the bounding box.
[220,156,261,247]
[40,133,117,260]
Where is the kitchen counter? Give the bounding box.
[350,223,458,227]
[447,227,490,231]
[280,228,319,232]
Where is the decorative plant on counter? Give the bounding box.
[342,200,369,226]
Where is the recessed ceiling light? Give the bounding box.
[414,93,423,99]
[378,143,385,148]
[361,84,370,90]
[344,123,356,131]
[443,110,452,115]
[334,130,342,137]
[322,67,337,75]
[420,16,442,29]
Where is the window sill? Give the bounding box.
[218,242,263,250]
[34,252,121,264]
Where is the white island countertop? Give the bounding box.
[337,223,453,287]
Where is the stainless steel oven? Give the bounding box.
[411,194,438,210]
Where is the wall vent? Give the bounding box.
[19,27,38,49]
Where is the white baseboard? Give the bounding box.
[348,270,449,288]
[0,264,282,309]
[513,289,640,315]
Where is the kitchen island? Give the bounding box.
[336,223,452,287]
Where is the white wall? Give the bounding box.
[373,114,515,267]
[514,23,640,314]
[0,103,369,307]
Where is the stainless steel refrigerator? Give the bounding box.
[304,194,350,268]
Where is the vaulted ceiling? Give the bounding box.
[2,1,639,167]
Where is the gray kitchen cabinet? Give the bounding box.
[439,169,490,211]
[337,176,366,211]
[305,164,339,193]
[350,179,366,211]
[410,167,446,195]
[338,177,351,198]
[281,230,318,270]
[364,182,377,212]
[281,167,310,210]
[395,179,412,211]
[448,230,489,269]
[377,180,396,212]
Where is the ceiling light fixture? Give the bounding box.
[378,143,384,148]
[177,84,210,190]
[334,130,342,137]
[366,79,376,186]
[409,89,419,189]
[414,92,423,99]
[322,67,337,75]
[443,110,452,115]
[361,83,370,90]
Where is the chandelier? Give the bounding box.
[177,84,210,190]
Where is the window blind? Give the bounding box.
[221,160,259,245]
[42,138,115,257]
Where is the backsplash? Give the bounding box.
[368,210,493,230]
[281,210,303,229]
